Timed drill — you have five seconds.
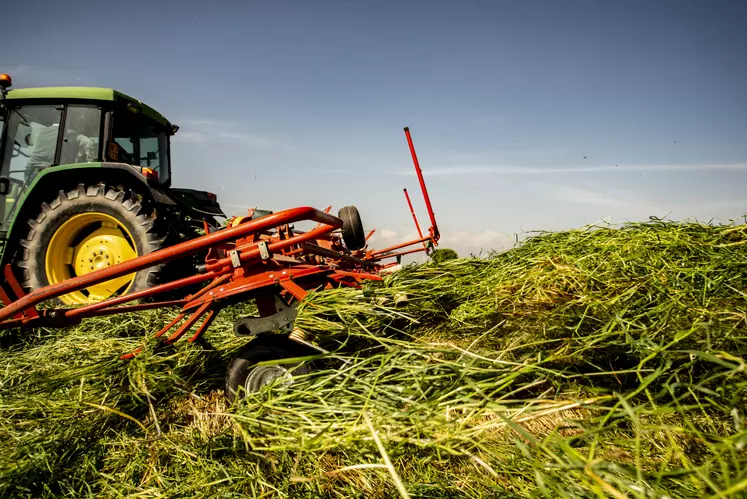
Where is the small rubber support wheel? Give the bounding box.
[16,183,163,305]
[225,336,316,403]
[338,205,366,251]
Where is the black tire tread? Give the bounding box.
[338,205,366,251]
[225,336,316,403]
[16,183,164,300]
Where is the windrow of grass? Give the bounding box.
[1,218,746,498]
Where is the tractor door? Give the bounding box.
[0,104,63,233]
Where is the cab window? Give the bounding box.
[1,105,63,184]
[112,108,170,184]
[0,105,63,229]
[59,105,101,165]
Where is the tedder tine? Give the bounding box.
[163,302,213,345]
[119,312,187,360]
[187,308,219,343]
[155,313,187,338]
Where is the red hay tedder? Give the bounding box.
[0,127,439,401]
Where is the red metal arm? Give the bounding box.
[369,236,433,257]
[0,207,341,322]
[403,188,427,251]
[404,127,439,241]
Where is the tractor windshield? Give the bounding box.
[0,104,102,230]
[0,104,64,230]
[112,108,170,185]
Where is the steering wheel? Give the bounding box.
[12,139,30,158]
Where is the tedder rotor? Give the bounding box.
[0,126,440,402]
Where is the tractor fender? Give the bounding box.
[99,164,226,217]
[101,162,178,205]
[0,162,172,266]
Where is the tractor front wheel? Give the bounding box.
[17,184,163,305]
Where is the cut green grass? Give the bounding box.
[1,217,746,497]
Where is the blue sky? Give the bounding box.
[4,0,746,257]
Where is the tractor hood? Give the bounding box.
[167,188,225,217]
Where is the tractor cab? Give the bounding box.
[0,79,177,232]
[0,74,224,305]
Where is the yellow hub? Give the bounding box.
[45,212,138,305]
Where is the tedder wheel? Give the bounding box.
[225,336,317,403]
[17,184,163,305]
[338,205,366,251]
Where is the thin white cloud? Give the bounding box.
[551,185,645,210]
[370,229,417,243]
[545,184,745,222]
[544,184,674,220]
[173,119,284,148]
[379,229,398,240]
[396,163,747,176]
[439,229,513,252]
[473,229,512,247]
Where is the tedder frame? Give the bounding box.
[0,127,440,399]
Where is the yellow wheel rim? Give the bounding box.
[45,212,138,305]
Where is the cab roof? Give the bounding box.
[5,87,172,128]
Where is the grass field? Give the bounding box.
[1,218,746,498]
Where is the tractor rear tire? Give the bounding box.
[225,335,316,403]
[17,183,163,306]
[338,205,366,251]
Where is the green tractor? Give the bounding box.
[0,73,225,305]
